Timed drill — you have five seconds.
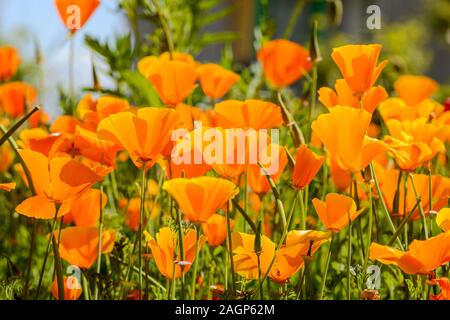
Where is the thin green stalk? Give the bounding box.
[369,162,404,249]
[319,235,335,299]
[0,106,40,147]
[347,213,352,300]
[363,183,373,272]
[24,218,37,296]
[176,206,186,299]
[307,66,318,142]
[82,272,90,300]
[190,226,200,299]
[94,183,104,300]
[51,232,64,300]
[409,173,428,239]
[225,203,237,297]
[35,210,59,299]
[282,0,306,39]
[138,166,147,300]
[257,253,263,300]
[298,190,306,229]
[388,201,419,246]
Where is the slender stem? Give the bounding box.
[0,107,40,147]
[82,272,90,300]
[225,202,236,297]
[298,190,306,229]
[24,218,37,296]
[257,252,264,300]
[51,232,64,300]
[307,66,318,142]
[35,211,59,299]
[94,183,104,300]
[190,226,200,299]
[319,235,335,300]
[138,166,147,300]
[409,173,428,239]
[369,163,404,249]
[282,0,306,39]
[388,201,419,246]
[363,183,373,272]
[347,212,352,300]
[176,206,185,299]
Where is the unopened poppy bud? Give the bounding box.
[254,219,263,256]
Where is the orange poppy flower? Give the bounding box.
[65,188,106,227]
[18,128,63,157]
[51,276,82,300]
[331,44,388,95]
[232,232,275,279]
[437,208,450,232]
[197,64,240,99]
[270,230,329,283]
[383,136,431,171]
[369,232,450,275]
[429,278,450,300]
[15,150,102,219]
[329,157,351,191]
[54,0,100,33]
[141,60,197,106]
[248,144,288,194]
[29,109,50,128]
[175,104,211,131]
[77,95,130,131]
[56,226,116,269]
[214,99,283,129]
[0,46,20,81]
[138,52,197,75]
[292,145,325,190]
[318,79,387,113]
[394,75,438,106]
[97,108,180,169]
[0,82,37,118]
[312,193,363,232]
[144,227,204,279]
[163,176,238,222]
[0,182,15,192]
[158,148,211,179]
[257,39,313,88]
[202,213,234,247]
[311,105,387,172]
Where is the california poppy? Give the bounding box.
[144,227,204,279]
[97,108,180,169]
[369,232,450,275]
[66,188,106,227]
[214,100,283,130]
[15,150,102,219]
[202,213,234,247]
[292,145,324,190]
[311,105,387,172]
[197,64,240,100]
[429,278,450,300]
[118,198,160,231]
[54,0,100,33]
[163,176,238,222]
[0,144,13,173]
[257,39,313,88]
[394,75,438,106]
[0,82,37,118]
[138,52,197,75]
[0,46,20,81]
[175,103,211,131]
[437,208,450,232]
[318,79,387,113]
[51,276,82,300]
[331,44,388,95]
[141,60,197,106]
[56,226,116,269]
[312,193,363,232]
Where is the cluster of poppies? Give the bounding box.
[1,0,449,301]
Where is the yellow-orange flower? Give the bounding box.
[144,227,204,279]
[369,232,450,275]
[163,176,238,222]
[54,0,100,33]
[257,39,313,87]
[175,104,211,131]
[0,82,37,118]
[214,99,283,129]
[56,226,116,269]
[0,182,16,192]
[394,75,438,106]
[51,276,82,300]
[331,44,388,94]
[202,213,234,247]
[311,105,387,172]
[292,145,324,190]
[429,278,450,300]
[0,144,13,173]
[138,52,197,74]
[15,150,102,219]
[197,64,239,99]
[437,208,450,232]
[66,188,106,227]
[318,79,387,113]
[118,198,160,231]
[0,46,20,81]
[312,193,363,232]
[97,108,180,169]
[141,60,197,106]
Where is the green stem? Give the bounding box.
[347,215,352,300]
[307,66,318,142]
[24,218,37,297]
[282,0,306,39]
[51,232,64,300]
[190,226,200,299]
[298,190,306,229]
[409,173,428,240]
[363,183,373,272]
[225,203,237,297]
[138,166,147,300]
[319,235,335,299]
[0,107,40,147]
[176,206,185,299]
[94,183,104,300]
[369,163,404,250]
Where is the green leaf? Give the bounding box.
[121,71,162,107]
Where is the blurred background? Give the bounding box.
[0,0,449,118]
